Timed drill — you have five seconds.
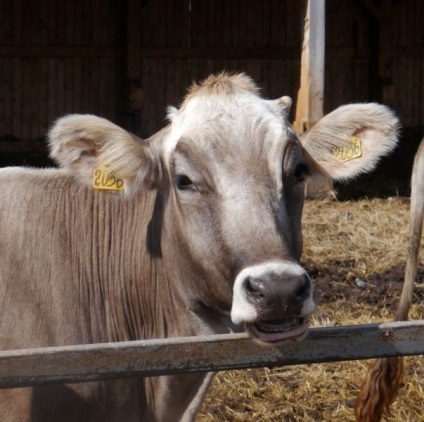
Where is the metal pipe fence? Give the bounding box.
[1,320,424,389]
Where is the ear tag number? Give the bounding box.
[93,164,125,191]
[333,136,362,163]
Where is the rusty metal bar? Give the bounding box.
[1,321,424,389]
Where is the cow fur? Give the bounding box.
[355,138,424,422]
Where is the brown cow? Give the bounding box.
[0,73,398,421]
[355,138,424,422]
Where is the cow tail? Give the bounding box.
[354,357,403,422]
[354,138,424,422]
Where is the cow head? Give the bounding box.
[49,73,398,344]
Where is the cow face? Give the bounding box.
[48,73,398,344]
[161,76,313,342]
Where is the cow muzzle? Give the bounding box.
[231,262,315,343]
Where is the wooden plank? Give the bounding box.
[56,59,65,118]
[90,58,100,115]
[399,0,408,46]
[167,0,176,46]
[354,59,368,102]
[37,58,49,137]
[101,58,116,121]
[208,0,216,48]
[164,0,174,47]
[361,0,381,20]
[0,0,13,45]
[73,58,82,113]
[12,59,22,138]
[0,46,121,58]
[0,140,47,153]
[127,0,142,83]
[79,0,92,45]
[379,1,395,104]
[402,58,411,126]
[156,0,166,47]
[421,58,424,126]
[13,0,22,45]
[0,59,13,135]
[245,0,254,48]
[214,0,224,47]
[285,0,302,48]
[180,0,191,47]
[190,0,204,47]
[29,0,48,45]
[0,61,4,136]
[420,0,424,46]
[0,321,424,389]
[81,59,91,114]
[123,47,301,60]
[413,57,420,125]
[324,59,333,113]
[156,58,166,130]
[262,0,270,48]
[29,58,40,139]
[0,45,374,60]
[47,58,56,125]
[64,58,74,114]
[141,58,153,136]
[65,0,74,45]
[47,0,55,45]
[56,0,66,45]
[393,46,424,58]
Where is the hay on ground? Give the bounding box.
[199,198,424,422]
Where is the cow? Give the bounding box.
[355,138,424,422]
[0,73,399,421]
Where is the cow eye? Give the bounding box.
[174,175,195,191]
[294,163,310,182]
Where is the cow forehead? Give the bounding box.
[164,92,290,164]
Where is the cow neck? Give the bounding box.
[59,185,181,344]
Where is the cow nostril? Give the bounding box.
[295,278,310,301]
[245,277,264,298]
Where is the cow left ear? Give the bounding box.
[299,103,399,181]
[48,114,166,193]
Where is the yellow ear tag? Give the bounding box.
[93,164,125,191]
[333,136,362,163]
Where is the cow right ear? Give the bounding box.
[48,114,166,193]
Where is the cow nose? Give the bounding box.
[231,262,315,326]
[244,272,311,312]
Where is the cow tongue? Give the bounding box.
[246,318,308,343]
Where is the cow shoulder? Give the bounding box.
[300,103,399,181]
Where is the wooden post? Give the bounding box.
[294,0,333,198]
[294,0,325,133]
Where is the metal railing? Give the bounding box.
[1,320,424,389]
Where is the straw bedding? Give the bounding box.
[199,197,424,421]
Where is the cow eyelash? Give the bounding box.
[293,163,310,182]
[174,175,196,191]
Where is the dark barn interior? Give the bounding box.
[0,0,423,197]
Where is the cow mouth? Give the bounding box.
[245,318,308,343]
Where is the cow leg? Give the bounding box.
[0,388,33,422]
[149,372,215,422]
[180,372,215,422]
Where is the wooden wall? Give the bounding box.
[0,0,423,167]
[0,0,124,165]
[134,0,304,137]
[391,0,424,127]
